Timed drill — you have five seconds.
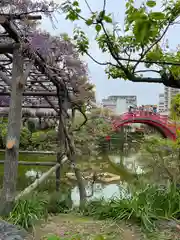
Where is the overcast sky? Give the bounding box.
[40,0,179,104]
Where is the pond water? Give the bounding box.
[0,152,140,204]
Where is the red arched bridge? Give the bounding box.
[111,111,178,141]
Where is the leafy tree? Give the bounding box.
[138,137,180,184]
[170,93,180,120]
[72,109,112,155]
[62,0,180,88]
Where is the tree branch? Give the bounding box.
[133,23,171,70]
[134,69,160,74]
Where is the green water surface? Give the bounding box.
[0,152,57,191]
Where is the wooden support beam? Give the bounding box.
[0,105,59,108]
[0,46,32,216]
[0,91,58,96]
[1,14,42,21]
[0,43,20,54]
[0,160,56,166]
[0,149,56,154]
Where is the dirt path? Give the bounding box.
[30,214,180,240]
[31,214,145,240]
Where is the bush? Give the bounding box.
[6,191,72,229]
[7,194,48,229]
[19,127,32,149]
[31,130,57,150]
[83,183,180,232]
[46,191,72,214]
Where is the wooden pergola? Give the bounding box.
[0,13,87,215]
[0,15,64,117]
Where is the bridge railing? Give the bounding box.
[120,111,177,127]
[122,111,167,119]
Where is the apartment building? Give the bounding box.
[102,95,137,114]
[158,93,165,112]
[158,87,180,112]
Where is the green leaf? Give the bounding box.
[103,15,112,23]
[86,18,93,26]
[146,0,156,8]
[95,24,102,32]
[72,1,79,6]
[149,12,165,20]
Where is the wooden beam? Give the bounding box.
[0,113,59,118]
[0,91,58,96]
[0,149,56,154]
[0,160,55,166]
[0,47,31,215]
[0,43,20,54]
[1,14,42,21]
[0,105,59,108]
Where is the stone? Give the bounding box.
[0,220,27,240]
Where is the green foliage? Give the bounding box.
[83,183,180,232]
[170,93,180,120]
[29,129,57,150]
[7,194,48,229]
[0,122,31,149]
[19,127,31,149]
[62,0,180,83]
[6,191,72,229]
[138,137,180,183]
[46,191,72,214]
[27,120,36,133]
[73,109,112,155]
[45,234,107,240]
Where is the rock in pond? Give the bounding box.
[0,220,27,240]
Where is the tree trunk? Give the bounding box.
[71,157,87,209]
[56,116,65,191]
[0,47,30,216]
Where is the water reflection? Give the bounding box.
[109,154,143,174]
[71,183,126,206]
[0,152,142,201]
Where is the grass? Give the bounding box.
[2,183,180,239]
[82,183,180,231]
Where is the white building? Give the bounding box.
[158,93,165,112]
[102,95,137,114]
[158,87,180,113]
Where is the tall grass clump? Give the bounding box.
[6,190,72,229]
[7,193,48,229]
[83,183,180,231]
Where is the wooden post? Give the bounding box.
[0,46,31,216]
[55,117,65,192]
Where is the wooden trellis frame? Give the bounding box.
[0,12,88,214]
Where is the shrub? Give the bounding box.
[83,183,180,231]
[6,191,72,229]
[46,190,72,214]
[19,127,32,149]
[7,194,48,229]
[0,123,31,149]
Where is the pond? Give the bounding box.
[0,151,140,204]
